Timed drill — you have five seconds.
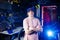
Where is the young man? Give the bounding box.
[23,8,42,40]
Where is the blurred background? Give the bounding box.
[0,0,60,40]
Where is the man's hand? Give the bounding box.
[29,27,37,32]
[30,27,43,32]
[26,30,33,35]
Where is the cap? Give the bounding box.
[27,6,35,12]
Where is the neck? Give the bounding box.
[28,16,34,19]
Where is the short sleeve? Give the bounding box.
[37,19,41,28]
[36,19,43,31]
[23,19,29,32]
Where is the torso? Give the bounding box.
[25,17,38,30]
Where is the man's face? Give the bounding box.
[27,10,34,17]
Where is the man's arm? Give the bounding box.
[33,19,43,32]
[23,19,32,34]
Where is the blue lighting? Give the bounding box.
[47,30,54,37]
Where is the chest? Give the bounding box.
[27,19,38,27]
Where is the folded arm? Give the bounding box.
[32,19,43,32]
[23,19,33,34]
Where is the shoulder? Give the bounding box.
[34,17,40,21]
[23,17,28,22]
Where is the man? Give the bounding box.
[23,8,42,40]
